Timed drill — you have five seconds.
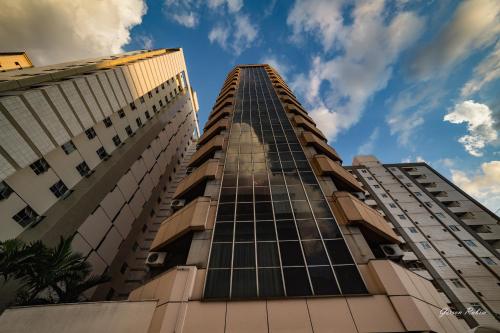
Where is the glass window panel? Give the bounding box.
[232,269,257,298]
[325,240,354,265]
[283,267,312,296]
[295,160,310,171]
[240,144,252,154]
[204,269,230,299]
[269,161,282,172]
[238,173,253,187]
[257,242,280,267]
[310,200,333,218]
[276,220,299,240]
[255,202,273,220]
[233,243,255,268]
[304,185,324,200]
[252,153,265,162]
[256,220,276,241]
[289,144,302,151]
[235,222,254,241]
[308,266,340,295]
[271,185,288,201]
[239,154,252,163]
[220,187,236,202]
[302,240,330,265]
[292,201,313,219]
[316,219,341,239]
[217,203,235,221]
[236,202,254,221]
[237,186,253,202]
[292,151,307,160]
[254,186,271,201]
[299,172,317,185]
[296,219,320,239]
[279,151,293,161]
[273,201,294,220]
[253,173,268,186]
[222,174,237,187]
[287,185,307,201]
[334,265,367,294]
[258,268,284,297]
[277,144,289,151]
[281,161,295,171]
[269,173,285,186]
[279,241,304,266]
[224,162,237,173]
[213,222,234,242]
[267,152,280,162]
[253,162,266,172]
[284,172,301,185]
[209,243,232,268]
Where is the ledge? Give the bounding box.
[312,155,362,192]
[294,116,326,141]
[188,136,224,167]
[173,159,219,199]
[301,132,341,162]
[198,119,229,145]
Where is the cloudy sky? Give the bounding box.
[1,0,499,212]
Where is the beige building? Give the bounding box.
[0,48,200,304]
[0,52,33,71]
[349,155,500,328]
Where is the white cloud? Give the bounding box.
[409,0,500,80]
[135,34,154,49]
[0,0,147,65]
[357,128,380,155]
[260,55,290,79]
[451,161,500,212]
[208,25,230,50]
[444,100,498,157]
[208,0,243,13]
[163,0,200,28]
[288,0,424,141]
[461,41,500,96]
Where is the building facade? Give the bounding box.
[0,49,200,304]
[349,155,500,328]
[0,65,475,332]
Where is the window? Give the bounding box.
[155,87,159,94]
[408,227,417,233]
[159,100,163,107]
[112,135,121,147]
[120,262,128,274]
[434,259,447,267]
[147,91,153,98]
[13,206,39,227]
[449,225,460,232]
[145,111,151,119]
[118,109,125,118]
[136,117,142,127]
[85,127,97,139]
[414,192,422,196]
[130,102,136,110]
[464,240,477,247]
[161,83,165,89]
[482,257,496,265]
[420,241,431,249]
[389,203,397,208]
[0,181,13,200]
[30,158,50,175]
[435,212,445,218]
[450,279,464,288]
[381,194,388,198]
[103,117,112,128]
[125,126,133,136]
[374,185,380,188]
[398,214,406,220]
[50,180,68,198]
[424,202,433,208]
[61,141,76,155]
[96,147,108,160]
[470,303,485,313]
[76,161,90,176]
[361,170,367,173]
[367,177,373,180]
[140,96,145,104]
[153,105,158,113]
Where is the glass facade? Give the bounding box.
[204,66,367,299]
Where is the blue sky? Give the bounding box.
[1,0,499,212]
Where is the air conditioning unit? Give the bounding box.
[145,252,167,267]
[380,244,404,260]
[186,167,195,174]
[170,199,186,211]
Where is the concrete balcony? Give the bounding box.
[198,119,228,145]
[301,132,342,162]
[312,155,363,193]
[173,159,219,199]
[294,115,327,141]
[150,197,211,251]
[205,107,231,129]
[285,104,316,125]
[212,97,234,116]
[329,191,401,244]
[188,136,224,168]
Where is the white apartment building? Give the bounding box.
[0,48,200,304]
[349,155,500,328]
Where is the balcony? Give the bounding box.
[312,155,363,192]
[301,132,342,162]
[173,159,219,200]
[188,136,224,167]
[198,119,229,145]
[294,116,327,141]
[212,96,234,115]
[285,105,316,125]
[329,191,401,244]
[150,197,211,251]
[205,108,231,130]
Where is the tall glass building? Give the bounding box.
[0,65,474,333]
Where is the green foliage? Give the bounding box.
[0,236,110,305]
